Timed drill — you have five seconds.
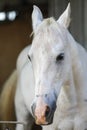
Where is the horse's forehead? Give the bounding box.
[31,19,67,55]
[32,37,65,58]
[33,30,64,51]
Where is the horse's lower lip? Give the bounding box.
[35,120,53,125]
[40,119,53,125]
[35,120,48,125]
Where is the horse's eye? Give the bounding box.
[28,55,31,61]
[56,53,64,62]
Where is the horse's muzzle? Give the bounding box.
[31,95,56,125]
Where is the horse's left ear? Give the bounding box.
[32,5,43,31]
[57,3,71,28]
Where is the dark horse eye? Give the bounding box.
[56,53,64,62]
[28,55,31,61]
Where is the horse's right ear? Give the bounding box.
[32,5,43,31]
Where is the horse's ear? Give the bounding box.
[32,5,43,31]
[57,3,71,28]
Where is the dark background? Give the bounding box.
[0,0,48,89]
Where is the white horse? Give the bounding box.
[15,3,87,130]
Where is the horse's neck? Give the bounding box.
[67,31,87,104]
[58,31,87,111]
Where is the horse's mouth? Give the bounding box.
[35,120,53,126]
[35,111,54,125]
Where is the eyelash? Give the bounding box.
[56,53,64,62]
[28,55,31,61]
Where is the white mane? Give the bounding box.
[33,18,64,37]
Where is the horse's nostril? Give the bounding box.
[45,106,50,117]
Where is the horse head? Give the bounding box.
[28,3,72,125]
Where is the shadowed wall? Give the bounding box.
[0,15,32,90]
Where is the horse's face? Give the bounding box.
[28,3,71,125]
